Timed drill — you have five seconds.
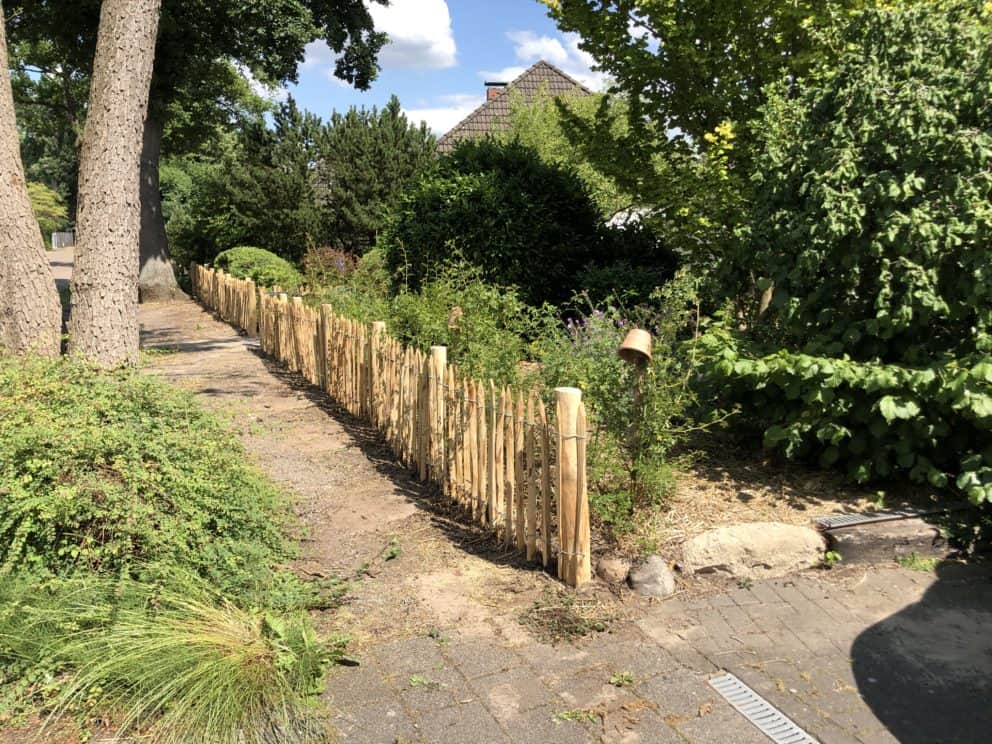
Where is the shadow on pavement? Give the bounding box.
[851,561,992,744]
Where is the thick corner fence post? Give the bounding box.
[555,387,591,587]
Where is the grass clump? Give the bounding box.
[0,572,340,743]
[215,246,303,293]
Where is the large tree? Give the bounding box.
[0,3,61,357]
[542,0,863,142]
[7,0,385,299]
[68,0,161,366]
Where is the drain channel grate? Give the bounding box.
[709,672,818,744]
[813,502,970,531]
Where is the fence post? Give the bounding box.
[428,346,447,482]
[370,321,386,427]
[555,387,590,587]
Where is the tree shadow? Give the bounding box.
[851,561,992,743]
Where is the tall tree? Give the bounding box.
[542,0,863,142]
[0,3,61,357]
[8,0,386,299]
[68,0,161,366]
[315,95,436,252]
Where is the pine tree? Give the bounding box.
[315,95,435,252]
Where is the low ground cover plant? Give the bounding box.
[0,354,341,740]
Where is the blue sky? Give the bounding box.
[278,0,607,134]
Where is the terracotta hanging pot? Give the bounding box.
[617,328,653,365]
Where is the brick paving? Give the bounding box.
[326,564,992,743]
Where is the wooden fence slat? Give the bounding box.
[187,263,591,586]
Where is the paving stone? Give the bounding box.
[547,670,641,712]
[396,664,467,713]
[635,674,721,721]
[585,638,682,682]
[467,665,556,721]
[599,708,684,744]
[373,636,448,676]
[501,704,595,743]
[324,662,398,711]
[416,700,510,743]
[524,640,597,676]
[672,703,768,744]
[333,703,422,743]
[443,638,525,679]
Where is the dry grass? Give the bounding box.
[519,588,620,644]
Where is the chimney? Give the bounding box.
[485,81,507,102]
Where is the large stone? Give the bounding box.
[682,522,825,580]
[596,555,631,584]
[628,555,677,597]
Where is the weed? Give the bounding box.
[822,550,843,568]
[408,675,440,691]
[897,553,941,572]
[519,589,616,643]
[554,709,599,724]
[382,537,402,561]
[610,672,636,687]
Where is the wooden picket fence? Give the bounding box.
[190,264,592,586]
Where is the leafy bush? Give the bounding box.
[388,263,552,384]
[0,354,292,597]
[380,139,626,306]
[747,2,992,365]
[534,272,701,530]
[696,327,992,503]
[26,182,69,247]
[302,245,358,288]
[307,248,392,324]
[0,572,340,743]
[214,246,303,293]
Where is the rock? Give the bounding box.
[596,556,631,584]
[826,518,949,565]
[682,522,825,580]
[628,555,677,597]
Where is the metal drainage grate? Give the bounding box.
[813,503,970,531]
[709,672,818,744]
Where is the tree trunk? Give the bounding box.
[138,115,183,301]
[69,0,162,366]
[0,7,62,357]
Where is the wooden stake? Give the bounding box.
[555,387,584,587]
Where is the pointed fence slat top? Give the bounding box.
[189,264,591,587]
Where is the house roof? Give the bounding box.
[436,60,593,154]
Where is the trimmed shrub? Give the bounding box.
[214,246,303,293]
[380,139,668,306]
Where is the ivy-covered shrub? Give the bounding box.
[697,327,992,503]
[380,139,672,306]
[214,246,303,293]
[748,2,992,365]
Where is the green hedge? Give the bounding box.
[697,327,992,503]
[214,246,302,293]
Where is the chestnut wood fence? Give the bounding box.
[190,264,592,586]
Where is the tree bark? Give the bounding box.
[138,115,183,301]
[69,0,162,366]
[0,5,62,357]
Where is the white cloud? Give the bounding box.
[480,30,609,91]
[404,92,484,134]
[301,1,456,80]
[236,63,289,102]
[369,0,456,70]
